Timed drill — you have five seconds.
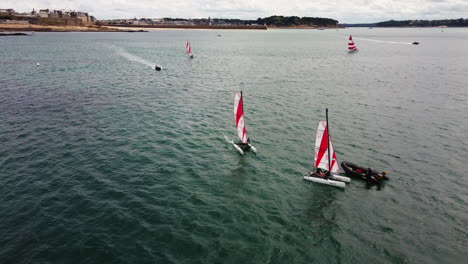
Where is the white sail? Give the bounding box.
[234,92,248,143]
[314,120,340,173]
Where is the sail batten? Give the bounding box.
[234,92,248,143]
[348,35,357,51]
[314,120,340,173]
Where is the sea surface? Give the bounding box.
[0,28,467,263]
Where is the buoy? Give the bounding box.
[36,63,40,66]
[155,64,162,71]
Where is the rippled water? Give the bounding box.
[1,28,467,263]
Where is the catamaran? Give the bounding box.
[304,109,350,188]
[348,35,358,52]
[227,91,257,155]
[186,41,194,58]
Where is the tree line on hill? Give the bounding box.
[114,16,339,27]
[256,16,338,27]
[377,18,467,27]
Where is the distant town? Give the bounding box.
[0,8,339,29]
[1,8,467,30]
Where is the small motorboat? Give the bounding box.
[412,42,419,45]
[341,161,388,185]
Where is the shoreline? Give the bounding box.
[104,24,267,30]
[268,25,341,29]
[0,24,147,32]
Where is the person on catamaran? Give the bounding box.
[366,167,381,183]
[236,137,251,150]
[313,168,328,178]
[376,171,386,181]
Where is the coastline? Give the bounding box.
[268,25,341,29]
[0,24,147,32]
[103,24,267,30]
[0,23,347,32]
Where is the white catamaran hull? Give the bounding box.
[303,176,346,188]
[330,174,351,183]
[248,144,257,153]
[224,135,244,155]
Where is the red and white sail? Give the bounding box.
[348,35,357,51]
[234,92,248,143]
[314,120,340,173]
[186,41,193,56]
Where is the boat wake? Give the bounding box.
[352,37,413,45]
[223,133,234,145]
[111,46,156,69]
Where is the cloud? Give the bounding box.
[3,0,468,23]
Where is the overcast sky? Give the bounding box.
[4,0,468,23]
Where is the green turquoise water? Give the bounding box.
[0,28,467,263]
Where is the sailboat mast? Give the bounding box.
[241,91,243,106]
[241,91,245,143]
[326,108,331,175]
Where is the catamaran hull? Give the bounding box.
[249,144,257,153]
[303,176,346,188]
[330,174,351,183]
[233,144,244,155]
[224,135,244,155]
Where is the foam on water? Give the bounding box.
[110,45,156,69]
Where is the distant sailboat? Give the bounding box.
[348,35,358,52]
[186,41,193,58]
[304,109,350,188]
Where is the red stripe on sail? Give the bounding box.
[186,41,192,55]
[331,151,337,170]
[315,125,329,168]
[235,96,243,127]
[348,36,357,50]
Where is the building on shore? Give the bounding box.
[0,8,96,26]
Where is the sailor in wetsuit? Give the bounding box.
[235,137,251,151]
[365,168,373,181]
[365,167,380,183]
[313,168,329,178]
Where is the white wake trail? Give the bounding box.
[352,37,413,45]
[111,46,155,69]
